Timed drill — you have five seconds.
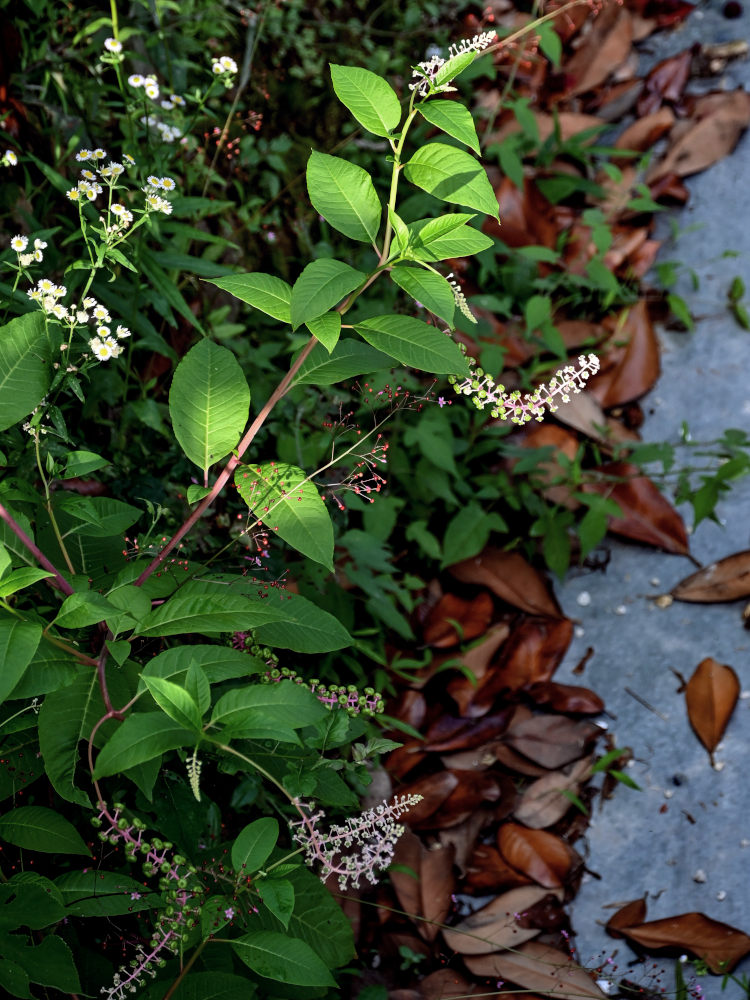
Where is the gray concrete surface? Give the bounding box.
[555,4,750,996]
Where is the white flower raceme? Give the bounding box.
[409,30,497,97]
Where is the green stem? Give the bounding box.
[33,433,76,576]
[162,938,209,1000]
[379,99,418,265]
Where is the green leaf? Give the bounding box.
[432,50,476,89]
[354,314,470,374]
[134,592,284,638]
[185,661,211,714]
[1,935,81,993]
[235,461,333,570]
[292,340,392,386]
[441,501,505,568]
[306,151,382,243]
[232,931,336,987]
[418,101,480,153]
[290,259,365,331]
[38,673,98,807]
[53,591,120,629]
[0,807,89,855]
[187,485,212,504]
[537,21,562,65]
[142,676,203,732]
[404,143,499,219]
[0,312,50,432]
[205,273,292,324]
[54,495,142,537]
[139,644,265,690]
[330,64,400,137]
[54,870,161,916]
[255,878,295,928]
[305,311,341,352]
[158,972,257,1000]
[9,640,78,699]
[0,568,54,598]
[388,207,411,254]
[390,266,455,326]
[210,681,328,735]
[92,711,194,778]
[231,818,278,874]
[62,450,109,478]
[0,619,42,703]
[253,591,353,653]
[0,957,31,998]
[169,339,251,476]
[407,214,494,261]
[0,881,66,929]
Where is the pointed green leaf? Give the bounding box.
[404,142,499,219]
[307,151,382,243]
[231,818,278,875]
[142,676,203,731]
[38,673,98,807]
[210,681,327,735]
[0,807,89,855]
[354,314,470,374]
[330,64,401,137]
[205,273,292,323]
[0,568,53,598]
[305,311,341,353]
[232,931,336,987]
[0,619,41,703]
[432,50,476,89]
[54,870,161,917]
[256,879,295,928]
[419,100,480,152]
[134,592,285,638]
[290,259,365,331]
[185,661,211,714]
[53,591,120,629]
[291,340,392,386]
[388,207,411,254]
[139,644,265,690]
[0,312,51,432]
[1,934,81,993]
[253,591,352,653]
[92,712,194,778]
[169,339,251,476]
[54,495,142,538]
[235,461,333,570]
[391,266,455,326]
[403,213,495,261]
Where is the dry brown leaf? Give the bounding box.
[647,89,750,181]
[605,897,648,935]
[582,461,690,556]
[464,941,608,998]
[589,301,660,408]
[615,107,675,154]
[419,842,456,941]
[465,844,534,893]
[525,681,605,715]
[395,771,460,826]
[492,742,552,777]
[672,550,750,603]
[442,885,563,955]
[485,111,604,149]
[685,657,740,757]
[637,49,692,116]
[512,424,581,509]
[614,912,750,974]
[417,969,485,999]
[438,809,491,875]
[553,390,639,448]
[514,756,593,829]
[428,771,504,829]
[424,709,514,753]
[423,591,494,648]
[504,715,599,769]
[498,824,582,889]
[564,5,633,96]
[445,623,511,714]
[450,549,562,618]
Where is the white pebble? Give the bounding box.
[717,890,727,901]
[650,578,660,587]
[664,790,674,799]
[574,625,585,638]
[740,690,750,700]
[714,761,725,772]
[693,869,707,883]
[741,839,750,848]
[614,605,627,615]
[576,591,591,607]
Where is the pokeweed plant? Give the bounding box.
[0,28,600,1000]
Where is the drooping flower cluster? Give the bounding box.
[449,353,601,424]
[446,271,476,324]
[409,30,497,96]
[289,794,423,890]
[261,669,384,717]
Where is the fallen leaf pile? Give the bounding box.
[341,1,750,995]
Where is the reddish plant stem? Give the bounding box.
[0,501,74,596]
[133,337,318,588]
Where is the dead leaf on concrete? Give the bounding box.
[504,715,599,769]
[564,5,634,96]
[606,897,648,935]
[637,48,693,116]
[685,657,740,758]
[450,549,562,618]
[589,301,660,408]
[672,550,750,602]
[514,756,594,829]
[498,823,582,889]
[464,941,608,998]
[442,885,563,954]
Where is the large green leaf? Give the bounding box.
[53,495,142,538]
[253,591,352,653]
[418,100,480,153]
[330,64,400,137]
[404,143,499,219]
[306,151,382,243]
[134,592,284,638]
[390,266,455,327]
[235,461,333,570]
[0,313,50,432]
[169,339,251,475]
[139,644,265,690]
[290,259,365,331]
[0,934,81,994]
[406,214,495,261]
[0,806,89,855]
[92,711,194,778]
[0,618,42,703]
[38,673,99,807]
[232,931,336,987]
[52,591,121,629]
[354,315,470,375]
[210,681,327,735]
[291,340,392,386]
[305,311,341,353]
[231,818,278,875]
[205,273,291,324]
[54,870,161,916]
[9,640,78,699]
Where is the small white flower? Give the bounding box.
[123,153,136,167]
[219,56,238,73]
[83,296,97,309]
[27,288,42,302]
[104,37,122,54]
[52,284,66,298]
[93,305,111,322]
[76,310,89,323]
[10,235,28,252]
[92,148,107,160]
[146,174,162,189]
[128,74,144,88]
[32,249,43,262]
[111,203,127,216]
[66,187,80,201]
[38,278,55,294]
[96,325,111,338]
[76,149,93,162]
[90,337,113,361]
[19,253,34,266]
[171,95,185,107]
[116,324,131,338]
[3,150,18,166]
[145,83,160,100]
[160,176,176,191]
[34,238,47,250]
[52,304,67,320]
[160,100,175,111]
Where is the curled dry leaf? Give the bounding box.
[465,844,534,893]
[464,941,608,999]
[685,657,740,757]
[389,830,456,943]
[514,755,594,829]
[504,715,600,769]
[445,623,511,714]
[424,708,514,753]
[564,4,633,96]
[449,549,563,618]
[605,897,648,935]
[441,885,563,955]
[671,549,750,603]
[636,48,692,116]
[395,771,460,826]
[498,823,582,890]
[609,911,750,974]
[428,771,504,829]
[588,301,660,409]
[438,809,491,875]
[552,389,639,449]
[615,107,676,156]
[422,591,494,648]
[417,969,486,1000]
[525,681,605,715]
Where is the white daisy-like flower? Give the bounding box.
[27,288,42,302]
[92,149,107,160]
[146,174,162,189]
[220,56,238,73]
[84,296,97,309]
[33,249,43,262]
[52,284,66,298]
[76,149,93,162]
[90,337,113,361]
[10,235,28,252]
[104,38,122,54]
[123,153,136,166]
[19,253,34,266]
[171,95,185,107]
[160,100,175,111]
[116,325,131,338]
[38,278,54,294]
[66,188,80,201]
[80,168,96,180]
[3,150,18,166]
[111,203,126,216]
[160,176,176,191]
[76,310,89,323]
[82,185,97,201]
[52,304,67,320]
[128,74,144,88]
[34,239,47,250]
[145,83,160,100]
[96,325,111,338]
[93,305,111,322]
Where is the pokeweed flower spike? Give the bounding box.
[92,802,203,999]
[261,668,384,716]
[409,30,497,96]
[449,353,601,425]
[289,794,423,890]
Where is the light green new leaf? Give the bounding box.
[307,151,382,243]
[404,143,499,219]
[0,312,50,432]
[134,592,285,638]
[432,50,476,89]
[0,568,53,598]
[235,461,333,570]
[0,618,41,703]
[142,676,203,732]
[305,311,341,353]
[390,266,455,327]
[290,259,365,331]
[169,339,250,476]
[354,315,470,375]
[205,273,292,324]
[330,64,400,137]
[253,591,352,653]
[291,340,392,386]
[0,806,89,855]
[407,214,495,261]
[388,207,411,254]
[231,818,278,875]
[418,101,480,152]
[232,931,336,987]
[92,712,194,778]
[210,682,328,734]
[441,501,506,568]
